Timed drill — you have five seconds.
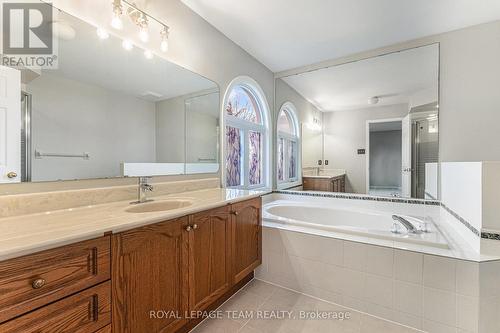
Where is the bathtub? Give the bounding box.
[263,200,449,249]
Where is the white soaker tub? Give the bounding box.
[263,200,449,249]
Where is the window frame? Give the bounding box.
[276,102,301,190]
[222,76,270,190]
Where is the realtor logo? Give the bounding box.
[1,1,57,68]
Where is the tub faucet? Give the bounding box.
[132,177,154,204]
[391,215,422,234]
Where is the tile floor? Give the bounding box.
[190,279,420,333]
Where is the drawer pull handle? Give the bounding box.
[32,278,46,289]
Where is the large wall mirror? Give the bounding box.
[0,2,220,185]
[275,44,439,199]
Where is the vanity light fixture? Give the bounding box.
[116,1,171,52]
[96,27,110,39]
[111,0,124,30]
[122,39,133,50]
[160,25,169,52]
[144,49,153,59]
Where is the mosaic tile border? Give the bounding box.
[274,190,500,241]
[273,190,440,205]
[441,203,481,237]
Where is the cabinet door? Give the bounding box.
[112,217,189,333]
[189,206,232,312]
[231,198,262,284]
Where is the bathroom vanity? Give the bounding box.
[0,196,262,333]
[302,172,346,192]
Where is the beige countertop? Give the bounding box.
[0,188,268,262]
[302,171,346,179]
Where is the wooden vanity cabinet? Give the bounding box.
[112,197,262,333]
[303,174,346,193]
[111,217,190,333]
[231,197,262,284]
[0,197,261,333]
[0,236,111,332]
[188,205,232,312]
[0,281,111,333]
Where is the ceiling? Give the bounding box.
[181,0,500,72]
[282,44,438,112]
[41,8,216,102]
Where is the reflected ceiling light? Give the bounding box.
[139,26,149,42]
[144,49,153,59]
[96,27,110,39]
[111,0,124,30]
[160,25,169,52]
[122,39,133,50]
[137,13,149,42]
[368,96,379,105]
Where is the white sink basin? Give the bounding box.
[125,200,194,213]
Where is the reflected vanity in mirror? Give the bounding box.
[1,3,220,185]
[276,44,439,199]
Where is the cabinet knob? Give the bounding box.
[231,211,239,216]
[7,172,17,179]
[185,226,192,232]
[32,278,46,289]
[192,224,198,230]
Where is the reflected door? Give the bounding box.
[401,115,411,197]
[0,66,21,183]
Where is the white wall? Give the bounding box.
[156,95,186,163]
[186,111,218,163]
[438,22,500,162]
[28,73,156,181]
[185,92,219,163]
[323,104,408,194]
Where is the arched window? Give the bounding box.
[223,77,270,189]
[277,102,300,187]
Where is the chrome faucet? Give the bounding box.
[132,177,154,204]
[391,215,422,234]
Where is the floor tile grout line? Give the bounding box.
[254,278,426,332]
[236,280,279,332]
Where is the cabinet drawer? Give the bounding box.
[0,236,111,323]
[0,281,111,333]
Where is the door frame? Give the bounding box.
[365,117,403,195]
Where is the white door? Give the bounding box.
[401,114,411,197]
[0,66,21,183]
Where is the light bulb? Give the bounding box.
[160,26,169,52]
[160,39,169,53]
[139,26,149,42]
[111,15,123,30]
[122,39,133,51]
[96,28,109,40]
[111,0,123,29]
[144,50,153,59]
